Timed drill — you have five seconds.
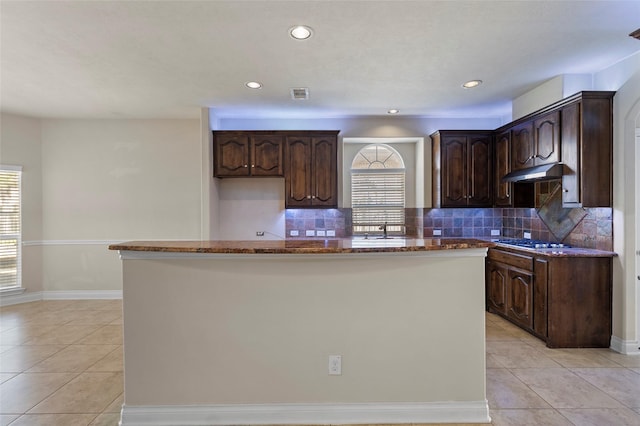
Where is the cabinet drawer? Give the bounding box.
[488,249,534,271]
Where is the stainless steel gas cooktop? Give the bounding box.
[494,239,571,249]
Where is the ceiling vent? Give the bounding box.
[630,28,640,41]
[291,88,309,100]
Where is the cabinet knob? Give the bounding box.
[251,164,255,168]
[312,195,316,199]
[307,195,311,199]
[563,188,569,193]
[243,164,248,168]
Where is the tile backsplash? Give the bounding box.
[285,205,613,251]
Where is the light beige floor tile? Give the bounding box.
[486,354,506,368]
[0,372,78,414]
[558,407,640,426]
[8,413,97,426]
[0,323,61,345]
[0,414,19,426]
[0,344,66,373]
[570,367,640,408]
[489,408,574,425]
[27,344,119,373]
[90,412,121,426]
[64,300,120,311]
[57,310,122,326]
[486,368,551,409]
[541,348,621,368]
[28,372,123,414]
[485,324,521,341]
[108,316,123,325]
[86,346,123,372]
[23,325,100,345]
[511,368,625,409]
[37,300,78,312]
[21,310,77,325]
[486,341,561,368]
[77,325,123,345]
[596,351,640,368]
[102,393,123,413]
[0,345,15,355]
[0,373,16,384]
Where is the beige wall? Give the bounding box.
[1,113,44,293]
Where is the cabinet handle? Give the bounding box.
[243,164,248,168]
[563,188,569,193]
[312,195,316,199]
[307,195,312,199]
[251,164,255,168]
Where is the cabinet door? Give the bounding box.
[533,111,560,165]
[494,131,512,207]
[533,258,548,338]
[311,136,337,207]
[251,135,284,176]
[486,260,508,314]
[561,102,580,206]
[511,121,534,171]
[214,134,250,177]
[441,136,467,206]
[507,268,534,330]
[285,137,312,207]
[468,135,492,206]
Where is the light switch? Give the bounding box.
[327,230,336,237]
[316,230,326,237]
[306,230,315,237]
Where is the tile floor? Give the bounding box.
[0,300,639,426]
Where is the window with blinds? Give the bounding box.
[0,167,22,290]
[351,144,405,234]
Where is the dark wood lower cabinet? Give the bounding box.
[486,247,612,348]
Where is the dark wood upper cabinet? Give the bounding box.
[431,131,493,208]
[560,93,614,207]
[285,133,338,208]
[494,130,513,207]
[213,131,283,177]
[533,111,560,165]
[511,110,560,171]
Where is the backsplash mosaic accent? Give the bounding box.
[285,205,613,251]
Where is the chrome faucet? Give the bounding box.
[379,222,388,238]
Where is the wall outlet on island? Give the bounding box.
[328,355,342,375]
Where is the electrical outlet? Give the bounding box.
[306,230,315,237]
[316,230,326,237]
[290,230,299,237]
[328,355,342,375]
[327,230,336,237]
[256,231,265,237]
[524,231,532,239]
[491,229,500,236]
[433,229,442,236]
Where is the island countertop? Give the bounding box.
[108,238,494,254]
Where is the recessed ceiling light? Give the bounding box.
[462,80,483,89]
[387,109,400,114]
[289,25,313,40]
[246,81,262,89]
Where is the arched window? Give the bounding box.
[351,144,405,235]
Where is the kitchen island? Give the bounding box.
[109,238,493,426]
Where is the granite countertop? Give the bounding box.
[491,241,617,258]
[108,238,494,254]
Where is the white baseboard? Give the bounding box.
[42,290,122,300]
[610,335,640,355]
[1,290,122,306]
[0,291,43,307]
[120,401,491,426]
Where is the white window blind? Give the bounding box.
[0,167,22,290]
[351,171,405,233]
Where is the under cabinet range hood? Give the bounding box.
[501,163,564,183]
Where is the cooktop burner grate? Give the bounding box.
[494,239,571,249]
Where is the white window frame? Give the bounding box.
[350,144,406,235]
[0,165,23,293]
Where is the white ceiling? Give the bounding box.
[2,0,639,120]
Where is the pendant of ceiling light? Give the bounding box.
[462,80,483,89]
[289,25,313,40]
